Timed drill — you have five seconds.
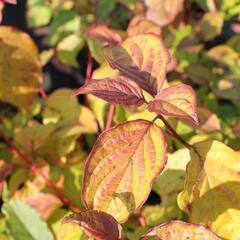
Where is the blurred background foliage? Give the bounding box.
[0,0,240,239]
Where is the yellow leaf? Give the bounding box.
[82,120,167,223]
[0,26,42,110]
[178,140,240,240]
[141,220,221,239]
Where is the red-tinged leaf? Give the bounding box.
[148,84,199,125]
[140,221,221,240]
[63,210,123,240]
[25,193,62,219]
[197,107,221,132]
[127,16,162,37]
[0,0,16,4]
[145,0,185,27]
[87,25,122,44]
[103,34,170,96]
[73,76,145,107]
[82,120,167,223]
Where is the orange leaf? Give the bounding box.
[82,120,167,223]
[145,0,185,27]
[127,16,162,37]
[87,25,122,44]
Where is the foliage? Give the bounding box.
[0,0,240,239]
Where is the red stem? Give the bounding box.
[85,53,93,83]
[0,131,81,213]
[158,115,202,160]
[39,86,47,100]
[105,104,115,130]
[158,115,192,149]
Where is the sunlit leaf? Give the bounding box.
[207,45,238,67]
[25,193,62,220]
[144,0,185,27]
[2,200,54,240]
[82,120,167,223]
[27,1,52,28]
[87,25,122,44]
[92,61,119,79]
[0,26,42,110]
[73,76,145,107]
[140,220,221,239]
[63,210,123,240]
[178,140,240,240]
[103,34,170,95]
[127,16,162,37]
[197,107,221,132]
[57,34,84,67]
[148,84,199,125]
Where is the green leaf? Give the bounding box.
[48,208,87,240]
[57,34,84,67]
[2,200,54,240]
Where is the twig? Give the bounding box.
[39,86,47,100]
[93,0,99,25]
[85,53,93,83]
[0,131,81,213]
[157,115,202,160]
[105,104,115,130]
[158,115,192,149]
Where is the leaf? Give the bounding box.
[2,200,54,240]
[63,210,123,240]
[0,26,42,110]
[57,34,84,67]
[199,12,224,41]
[48,209,87,240]
[82,120,167,223]
[213,77,240,104]
[148,84,199,125]
[25,193,62,219]
[186,64,212,85]
[103,33,170,96]
[197,107,221,132]
[144,0,185,27]
[140,220,221,239]
[178,140,240,240]
[27,2,52,28]
[73,76,145,107]
[127,16,162,37]
[233,121,240,139]
[87,25,122,44]
[43,88,93,127]
[0,0,16,3]
[14,121,56,153]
